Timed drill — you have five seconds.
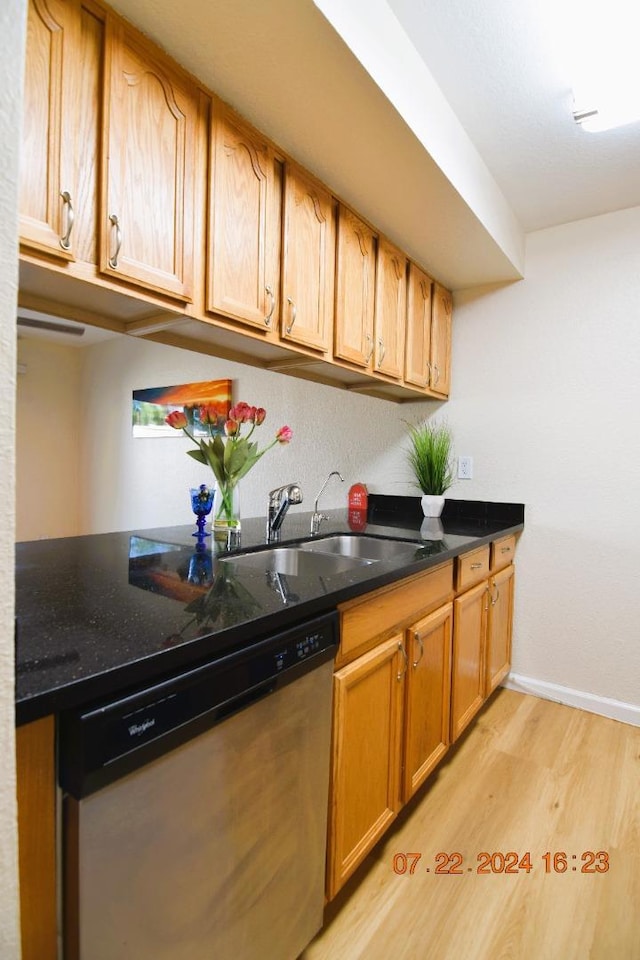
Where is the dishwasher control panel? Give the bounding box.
[59,610,338,798]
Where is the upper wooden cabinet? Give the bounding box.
[373,238,406,380]
[20,0,79,261]
[101,18,199,300]
[405,264,453,397]
[281,165,336,353]
[207,104,281,333]
[405,261,433,389]
[334,206,376,368]
[430,282,453,397]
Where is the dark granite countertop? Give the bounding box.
[15,497,524,724]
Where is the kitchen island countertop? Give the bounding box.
[15,497,524,724]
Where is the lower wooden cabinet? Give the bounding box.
[328,635,405,899]
[327,538,517,900]
[16,716,58,960]
[403,603,453,802]
[451,579,489,742]
[486,564,515,695]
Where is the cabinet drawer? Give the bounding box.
[455,545,490,593]
[490,535,516,571]
[337,561,453,667]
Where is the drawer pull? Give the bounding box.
[501,546,511,554]
[470,562,483,570]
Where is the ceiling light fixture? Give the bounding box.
[563,0,640,132]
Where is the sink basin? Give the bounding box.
[299,535,423,563]
[220,546,373,577]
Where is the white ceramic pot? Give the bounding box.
[421,494,445,518]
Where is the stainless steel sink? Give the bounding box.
[220,546,373,577]
[299,535,422,563]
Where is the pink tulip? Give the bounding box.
[275,425,293,444]
[255,407,266,425]
[198,404,218,425]
[229,402,251,423]
[165,410,188,430]
[224,419,239,436]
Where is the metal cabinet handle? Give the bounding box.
[425,360,432,383]
[108,214,122,269]
[264,285,275,326]
[59,190,74,250]
[491,583,500,606]
[365,333,374,364]
[397,641,408,681]
[501,546,511,554]
[412,634,424,669]
[433,363,440,385]
[470,562,483,570]
[285,297,297,334]
[377,338,386,366]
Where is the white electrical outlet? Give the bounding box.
[458,456,473,480]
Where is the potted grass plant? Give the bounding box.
[405,419,455,517]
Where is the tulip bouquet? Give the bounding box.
[166,401,293,531]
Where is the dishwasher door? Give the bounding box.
[61,622,336,960]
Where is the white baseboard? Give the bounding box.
[503,673,640,727]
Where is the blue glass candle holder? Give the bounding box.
[190,484,215,545]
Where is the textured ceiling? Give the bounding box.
[388,0,640,232]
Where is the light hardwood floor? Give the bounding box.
[302,690,640,960]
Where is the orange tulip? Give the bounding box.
[165,410,188,430]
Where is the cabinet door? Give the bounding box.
[404,262,433,389]
[486,564,515,695]
[373,238,406,379]
[208,106,280,332]
[16,716,57,960]
[334,206,376,367]
[430,282,452,396]
[20,0,78,260]
[101,20,198,300]
[451,580,488,741]
[281,165,335,353]
[327,635,404,900]
[403,603,453,802]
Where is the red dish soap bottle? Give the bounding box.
[348,483,368,532]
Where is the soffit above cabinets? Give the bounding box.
[105,0,525,292]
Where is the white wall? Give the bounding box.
[79,335,422,533]
[0,0,27,955]
[446,205,640,711]
[16,338,83,540]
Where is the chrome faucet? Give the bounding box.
[311,471,344,535]
[266,483,303,542]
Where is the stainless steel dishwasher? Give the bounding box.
[59,611,337,960]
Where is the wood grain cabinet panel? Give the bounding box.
[101,18,199,300]
[486,564,515,695]
[430,282,453,397]
[334,205,376,368]
[404,261,433,389]
[327,636,404,900]
[281,164,336,353]
[451,579,489,741]
[207,105,281,333]
[403,603,453,802]
[374,237,406,380]
[16,716,57,960]
[20,0,79,260]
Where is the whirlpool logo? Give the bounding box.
[128,717,156,737]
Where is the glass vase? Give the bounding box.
[213,480,241,544]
